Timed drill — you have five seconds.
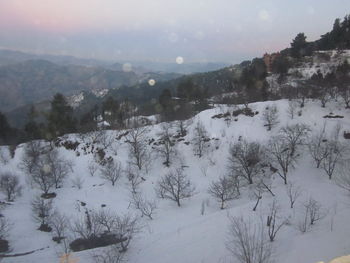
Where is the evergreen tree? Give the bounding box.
[46,93,76,138]
[24,105,42,140]
[291,33,308,58]
[0,112,12,145]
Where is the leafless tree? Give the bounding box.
[226,216,273,263]
[71,209,102,239]
[99,130,114,150]
[208,176,239,209]
[279,123,310,157]
[99,159,122,186]
[297,198,326,233]
[285,182,302,209]
[19,140,46,175]
[88,160,99,177]
[125,126,150,171]
[131,192,157,220]
[43,148,73,189]
[322,140,347,180]
[155,169,195,207]
[126,164,142,195]
[308,124,328,168]
[93,209,118,233]
[176,120,190,137]
[156,123,177,167]
[192,120,210,158]
[269,138,299,185]
[262,105,279,131]
[92,245,124,263]
[227,140,265,185]
[31,195,53,229]
[0,147,10,165]
[0,173,22,201]
[0,216,11,242]
[287,100,298,119]
[266,200,286,242]
[339,87,350,108]
[50,210,69,243]
[114,214,139,252]
[336,163,350,193]
[30,159,56,194]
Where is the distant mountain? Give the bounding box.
[0,59,140,112]
[128,61,230,74]
[0,49,111,67]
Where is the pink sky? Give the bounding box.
[0,0,349,62]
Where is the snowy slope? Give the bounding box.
[1,99,350,263]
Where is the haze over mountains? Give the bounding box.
[0,49,228,113]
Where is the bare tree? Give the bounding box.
[126,164,142,194]
[30,160,56,194]
[0,173,22,201]
[339,87,350,108]
[156,123,177,167]
[279,124,310,157]
[287,100,298,119]
[93,209,118,233]
[31,196,53,231]
[336,163,350,193]
[19,140,45,175]
[176,120,190,137]
[125,126,150,171]
[99,159,122,186]
[71,209,102,239]
[266,200,286,242]
[131,192,157,220]
[114,214,139,252]
[308,124,328,168]
[322,140,347,180]
[43,148,73,189]
[262,105,279,131]
[0,216,11,241]
[208,176,239,209]
[297,197,325,233]
[227,140,265,185]
[226,216,273,263]
[155,169,195,207]
[50,210,69,243]
[88,160,99,177]
[285,182,302,209]
[93,245,124,263]
[192,120,210,158]
[99,130,114,150]
[269,138,298,185]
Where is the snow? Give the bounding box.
[1,99,350,263]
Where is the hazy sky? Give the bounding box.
[0,0,349,63]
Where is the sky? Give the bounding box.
[0,0,349,64]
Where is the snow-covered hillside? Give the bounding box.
[1,99,350,263]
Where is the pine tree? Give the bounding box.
[291,33,308,58]
[47,93,76,138]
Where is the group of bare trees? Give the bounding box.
[262,105,279,131]
[71,208,139,252]
[308,123,349,180]
[227,216,273,263]
[20,141,73,195]
[0,172,22,201]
